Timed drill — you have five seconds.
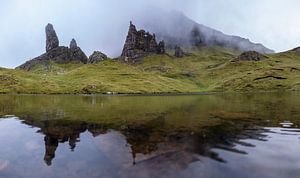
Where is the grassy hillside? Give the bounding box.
[0,47,300,94]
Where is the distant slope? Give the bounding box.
[0,47,299,94]
[134,10,274,54]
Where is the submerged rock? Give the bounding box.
[88,51,108,64]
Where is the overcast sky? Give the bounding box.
[1,0,300,68]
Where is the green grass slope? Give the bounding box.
[0,47,299,94]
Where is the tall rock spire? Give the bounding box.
[69,38,88,64]
[45,23,59,52]
[69,38,78,49]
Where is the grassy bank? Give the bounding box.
[1,47,300,94]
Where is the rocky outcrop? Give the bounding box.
[88,51,108,64]
[121,21,165,62]
[234,51,266,62]
[69,39,88,64]
[291,47,300,53]
[174,46,184,58]
[17,24,88,70]
[46,24,59,52]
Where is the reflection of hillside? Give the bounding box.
[0,93,299,127]
[20,114,270,167]
[0,95,201,123]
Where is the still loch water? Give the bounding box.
[0,93,299,178]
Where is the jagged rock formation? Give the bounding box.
[88,51,108,64]
[46,24,59,52]
[121,21,165,62]
[234,51,266,61]
[174,46,185,58]
[17,24,88,70]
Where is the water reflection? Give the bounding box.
[1,117,299,178]
[0,93,299,178]
[20,118,104,165]
[17,115,295,167]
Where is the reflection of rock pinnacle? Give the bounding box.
[131,146,137,165]
[69,136,77,151]
[43,136,58,166]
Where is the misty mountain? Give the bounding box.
[134,10,274,54]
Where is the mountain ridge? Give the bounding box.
[133,10,274,54]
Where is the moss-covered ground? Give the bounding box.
[0,47,299,94]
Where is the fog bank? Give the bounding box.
[1,0,300,68]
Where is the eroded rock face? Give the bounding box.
[17,24,88,70]
[46,24,59,52]
[235,51,266,61]
[47,46,73,63]
[121,21,165,62]
[88,51,108,64]
[174,46,184,58]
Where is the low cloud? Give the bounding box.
[0,0,300,68]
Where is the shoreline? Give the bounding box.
[0,90,298,97]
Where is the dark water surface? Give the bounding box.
[0,93,299,178]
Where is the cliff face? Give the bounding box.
[17,24,88,71]
[121,22,165,62]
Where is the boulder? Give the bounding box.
[88,51,108,64]
[174,46,184,58]
[46,23,59,52]
[235,51,266,61]
[157,41,165,54]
